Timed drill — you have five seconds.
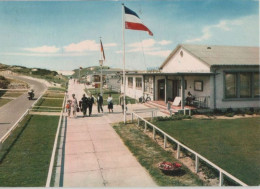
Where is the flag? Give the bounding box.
[100,39,105,61]
[124,5,153,36]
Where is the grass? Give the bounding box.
[113,122,205,186]
[48,87,67,92]
[153,117,260,186]
[0,115,59,186]
[35,98,64,107]
[0,92,24,98]
[85,88,136,105]
[43,92,64,98]
[0,99,11,107]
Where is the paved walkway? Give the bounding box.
[62,80,158,187]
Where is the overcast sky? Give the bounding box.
[0,0,258,71]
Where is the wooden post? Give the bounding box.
[219,171,224,186]
[181,75,185,109]
[131,113,133,123]
[144,122,147,132]
[137,118,140,126]
[177,144,180,159]
[195,155,199,173]
[164,135,167,149]
[153,127,155,139]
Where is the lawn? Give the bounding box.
[85,88,136,105]
[153,117,260,186]
[0,115,59,186]
[113,122,205,186]
[43,92,64,98]
[36,98,64,107]
[1,92,25,98]
[0,99,11,107]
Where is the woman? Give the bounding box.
[107,93,113,113]
[71,94,78,118]
[81,94,89,117]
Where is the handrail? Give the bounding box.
[45,94,66,187]
[131,112,248,186]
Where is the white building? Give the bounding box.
[121,44,260,110]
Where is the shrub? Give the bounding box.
[225,112,234,117]
[226,107,234,113]
[213,108,223,115]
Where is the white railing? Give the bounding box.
[0,89,46,149]
[131,112,248,186]
[45,94,66,187]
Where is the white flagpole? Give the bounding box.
[100,37,103,96]
[122,3,126,124]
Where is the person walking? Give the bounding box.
[66,100,71,117]
[88,93,94,116]
[107,93,113,113]
[119,93,127,113]
[81,94,89,117]
[97,93,103,113]
[71,94,78,118]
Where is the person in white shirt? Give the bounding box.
[107,93,113,113]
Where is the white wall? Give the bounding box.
[161,47,210,73]
[214,67,260,109]
[121,75,144,100]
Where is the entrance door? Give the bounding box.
[158,79,165,101]
[172,80,179,100]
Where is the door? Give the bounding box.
[172,80,179,100]
[158,79,165,101]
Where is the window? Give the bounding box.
[224,72,260,99]
[144,76,153,93]
[136,77,142,89]
[240,73,251,98]
[194,80,203,91]
[254,73,260,97]
[128,77,133,88]
[225,73,237,98]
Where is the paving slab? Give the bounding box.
[92,139,128,152]
[65,132,92,142]
[65,140,94,155]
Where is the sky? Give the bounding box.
[0,0,259,71]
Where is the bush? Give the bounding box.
[225,112,234,117]
[154,114,191,122]
[0,76,10,89]
[245,108,254,115]
[226,107,234,113]
[213,108,223,115]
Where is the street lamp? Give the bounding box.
[99,60,103,96]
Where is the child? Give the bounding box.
[66,100,71,117]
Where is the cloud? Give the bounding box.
[146,50,172,57]
[158,40,172,45]
[104,43,117,47]
[185,17,246,43]
[23,45,60,53]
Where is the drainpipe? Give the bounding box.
[165,76,167,103]
[213,69,217,109]
[153,75,155,101]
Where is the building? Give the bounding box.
[121,44,260,110]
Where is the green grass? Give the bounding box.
[85,88,136,105]
[113,122,205,186]
[0,115,59,186]
[43,92,64,98]
[153,117,260,186]
[0,92,24,98]
[35,98,63,107]
[0,99,11,107]
[48,87,67,92]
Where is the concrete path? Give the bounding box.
[62,80,158,187]
[0,75,47,138]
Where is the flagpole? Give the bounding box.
[100,37,103,96]
[122,3,126,124]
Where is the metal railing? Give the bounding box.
[0,89,46,150]
[131,112,248,186]
[45,95,66,187]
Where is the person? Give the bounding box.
[186,91,195,105]
[66,100,71,117]
[97,93,103,113]
[119,93,127,113]
[71,94,78,118]
[88,93,94,116]
[81,94,89,117]
[107,93,113,113]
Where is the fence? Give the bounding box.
[45,95,66,187]
[131,112,248,186]
[0,89,46,150]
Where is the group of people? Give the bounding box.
[66,92,121,118]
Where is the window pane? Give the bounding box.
[225,73,237,98]
[128,77,133,88]
[136,78,142,89]
[240,73,251,98]
[254,73,260,97]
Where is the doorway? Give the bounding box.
[158,79,165,101]
[172,80,179,101]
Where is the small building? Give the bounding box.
[121,44,260,110]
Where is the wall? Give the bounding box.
[121,75,144,100]
[106,74,121,92]
[214,67,260,109]
[161,47,210,73]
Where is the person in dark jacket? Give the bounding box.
[88,93,94,116]
[81,94,89,117]
[97,93,103,113]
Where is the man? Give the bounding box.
[119,93,127,113]
[81,94,89,117]
[88,94,94,116]
[97,93,103,113]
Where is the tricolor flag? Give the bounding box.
[124,5,153,36]
[100,39,105,61]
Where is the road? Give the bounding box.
[0,75,47,138]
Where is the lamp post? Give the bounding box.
[99,60,103,96]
